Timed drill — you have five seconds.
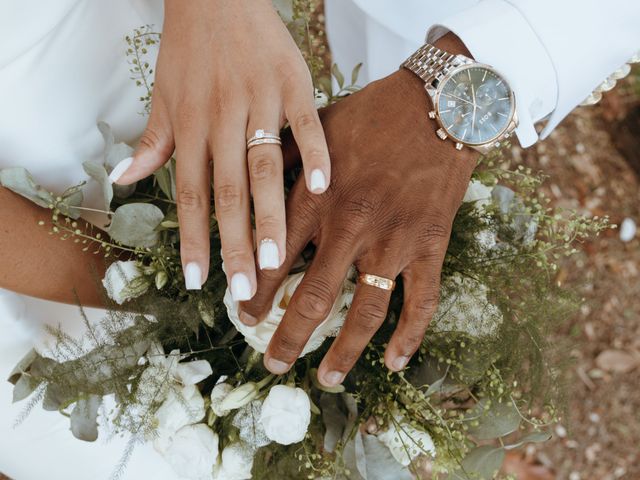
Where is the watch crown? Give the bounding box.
[428,110,437,119]
[436,128,448,140]
[455,143,464,151]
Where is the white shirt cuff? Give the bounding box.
[426,0,558,148]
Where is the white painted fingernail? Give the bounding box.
[310,169,327,193]
[184,262,203,290]
[259,238,280,270]
[231,273,252,301]
[108,157,133,184]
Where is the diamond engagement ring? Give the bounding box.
[247,129,281,150]
[357,272,396,291]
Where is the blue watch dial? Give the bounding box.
[437,66,514,145]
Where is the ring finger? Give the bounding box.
[317,260,399,387]
[246,112,286,271]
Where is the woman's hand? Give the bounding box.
[239,35,478,386]
[110,0,330,299]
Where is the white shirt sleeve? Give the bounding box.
[427,0,640,148]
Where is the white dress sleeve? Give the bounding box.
[429,0,640,147]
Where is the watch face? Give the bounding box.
[436,65,514,145]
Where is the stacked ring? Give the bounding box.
[247,129,281,150]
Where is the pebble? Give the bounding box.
[619,218,636,242]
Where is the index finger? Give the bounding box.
[263,245,354,374]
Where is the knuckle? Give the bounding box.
[138,127,165,151]
[401,329,426,352]
[256,214,281,234]
[249,153,278,181]
[293,112,319,131]
[354,299,387,331]
[270,333,302,361]
[294,280,334,323]
[415,221,450,246]
[412,295,440,319]
[215,184,243,212]
[223,246,252,267]
[332,349,360,370]
[301,147,328,166]
[177,188,205,212]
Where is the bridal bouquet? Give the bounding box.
[2,10,611,480]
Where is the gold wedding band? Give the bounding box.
[358,272,396,291]
[247,129,281,150]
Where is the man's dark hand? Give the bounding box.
[240,35,479,386]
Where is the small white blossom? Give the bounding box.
[260,385,311,445]
[225,271,354,356]
[431,274,503,338]
[377,414,436,467]
[213,442,255,480]
[314,88,329,109]
[463,180,493,209]
[160,423,219,480]
[102,260,148,304]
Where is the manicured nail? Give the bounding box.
[391,355,411,371]
[266,358,290,375]
[231,273,252,301]
[184,262,203,290]
[259,238,280,270]
[322,371,344,386]
[108,157,133,184]
[310,169,327,193]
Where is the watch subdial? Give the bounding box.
[476,83,498,107]
[453,82,472,102]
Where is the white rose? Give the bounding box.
[463,180,493,209]
[153,385,206,453]
[102,260,149,304]
[213,442,255,480]
[160,424,219,480]
[225,271,354,356]
[259,385,311,445]
[377,414,436,467]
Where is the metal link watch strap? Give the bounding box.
[401,43,462,85]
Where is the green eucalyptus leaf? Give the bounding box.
[332,63,345,89]
[12,374,41,403]
[108,203,164,247]
[97,122,136,199]
[272,0,294,22]
[318,76,333,99]
[504,431,552,450]
[8,349,39,384]
[0,167,55,209]
[154,165,173,200]
[83,161,113,211]
[351,62,363,85]
[320,393,348,453]
[449,445,505,480]
[60,184,84,217]
[97,122,134,169]
[70,394,102,442]
[466,398,521,440]
[362,434,413,480]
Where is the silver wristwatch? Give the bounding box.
[402,43,518,154]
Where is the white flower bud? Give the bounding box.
[219,382,259,412]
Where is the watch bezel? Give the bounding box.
[432,63,516,147]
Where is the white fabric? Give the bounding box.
[326,0,640,147]
[0,0,638,478]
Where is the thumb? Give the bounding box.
[109,93,175,185]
